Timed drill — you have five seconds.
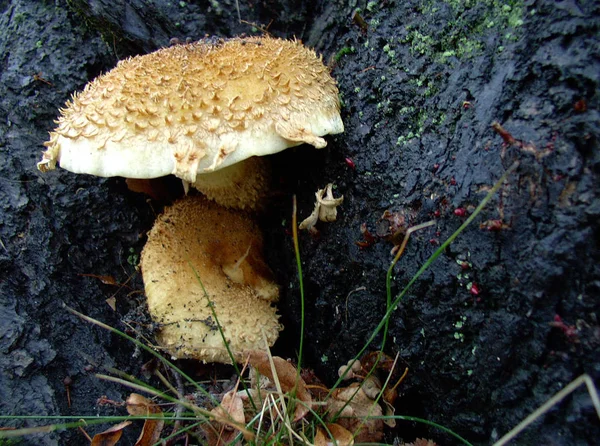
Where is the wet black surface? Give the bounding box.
[1,0,599,444]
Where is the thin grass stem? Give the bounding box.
[65,306,216,404]
[292,196,306,374]
[328,162,519,397]
[187,263,258,412]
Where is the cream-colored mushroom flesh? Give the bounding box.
[140,196,280,363]
[38,36,344,188]
[191,156,270,211]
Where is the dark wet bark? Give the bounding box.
[1,0,598,444]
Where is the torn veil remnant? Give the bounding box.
[299,183,344,232]
[38,36,344,210]
[140,196,281,363]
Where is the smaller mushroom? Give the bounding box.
[299,183,344,232]
[141,196,281,363]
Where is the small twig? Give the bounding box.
[352,10,368,33]
[240,19,273,35]
[77,426,92,442]
[155,370,181,399]
[391,220,436,263]
[63,377,72,408]
[168,372,186,444]
[391,367,409,392]
[345,286,367,322]
[492,121,552,160]
[235,0,241,23]
[491,122,517,145]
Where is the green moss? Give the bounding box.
[411,0,525,64]
[402,30,436,56]
[395,108,448,146]
[383,42,396,60]
[334,46,356,62]
[127,247,139,267]
[13,13,26,25]
[377,98,391,111]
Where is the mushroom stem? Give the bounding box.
[191,156,270,210]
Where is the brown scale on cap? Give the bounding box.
[38,36,344,209]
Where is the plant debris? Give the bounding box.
[299,183,344,233]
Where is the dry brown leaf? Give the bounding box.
[105,296,117,311]
[216,390,245,424]
[314,427,328,446]
[327,423,354,446]
[382,398,396,428]
[79,274,119,286]
[361,375,381,399]
[125,393,164,446]
[90,421,132,446]
[246,351,311,421]
[204,390,246,446]
[327,383,384,443]
[314,423,355,446]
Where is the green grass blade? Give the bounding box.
[188,262,258,412]
[65,306,217,405]
[329,161,519,396]
[292,196,306,383]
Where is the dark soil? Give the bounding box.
[1,0,599,445]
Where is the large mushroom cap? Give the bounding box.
[38,36,344,189]
[140,196,281,363]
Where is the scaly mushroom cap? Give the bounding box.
[140,196,281,363]
[38,36,344,188]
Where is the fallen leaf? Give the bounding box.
[314,423,355,446]
[125,393,164,446]
[246,351,312,421]
[218,390,245,425]
[90,421,132,446]
[361,376,381,399]
[327,383,384,443]
[105,296,117,311]
[204,389,246,445]
[78,274,118,286]
[382,399,396,428]
[314,427,328,446]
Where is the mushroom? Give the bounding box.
[38,36,344,209]
[299,183,344,232]
[140,195,281,363]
